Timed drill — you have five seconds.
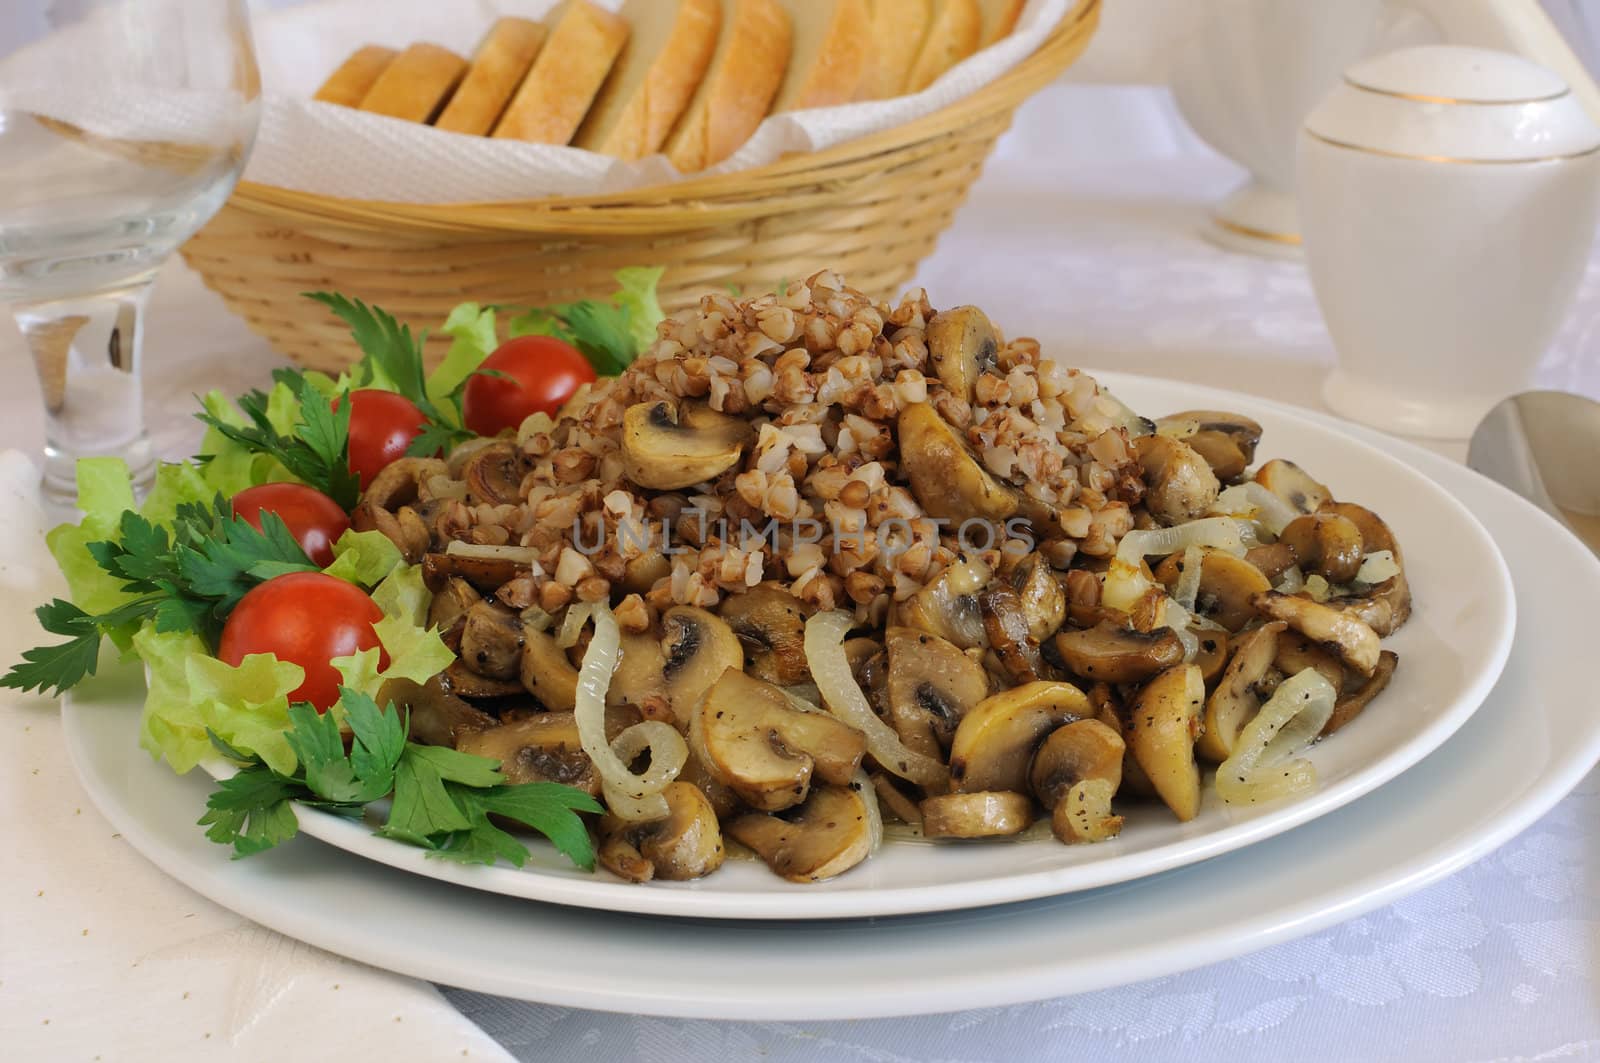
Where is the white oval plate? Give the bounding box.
[222,374,1513,918]
[59,404,1587,1019]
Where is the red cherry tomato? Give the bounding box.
[337,389,426,490]
[231,482,350,568]
[218,572,389,710]
[463,335,597,437]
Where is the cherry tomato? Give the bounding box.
[231,482,350,568]
[218,572,389,710]
[463,335,596,437]
[337,389,426,490]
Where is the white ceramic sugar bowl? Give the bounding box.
[1298,45,1600,439]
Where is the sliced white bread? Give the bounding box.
[435,18,548,135]
[663,0,792,172]
[314,45,398,108]
[356,43,468,123]
[904,0,980,93]
[771,0,871,112]
[574,0,723,161]
[492,0,630,145]
[858,0,930,100]
[978,0,1025,47]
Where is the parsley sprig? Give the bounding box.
[202,689,601,869]
[0,497,318,696]
[305,292,477,458]
[196,374,360,510]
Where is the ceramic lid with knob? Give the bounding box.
[1304,44,1600,162]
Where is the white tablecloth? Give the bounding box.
[5,82,1600,1063]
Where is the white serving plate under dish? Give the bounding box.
[59,379,1595,1020]
[175,372,1516,920]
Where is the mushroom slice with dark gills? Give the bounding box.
[1011,554,1066,643]
[456,706,640,793]
[949,681,1090,794]
[896,402,1018,523]
[660,606,744,726]
[621,399,754,490]
[920,790,1034,839]
[1254,458,1331,515]
[458,601,525,680]
[1197,621,1285,763]
[896,557,991,649]
[728,782,876,882]
[1328,572,1412,637]
[608,632,671,721]
[1029,719,1125,844]
[1153,411,1263,482]
[377,676,496,748]
[350,457,450,562]
[1253,590,1381,676]
[520,628,579,711]
[980,588,1043,684]
[1129,663,1205,821]
[1280,512,1365,585]
[422,551,532,594]
[1134,435,1221,525]
[883,626,988,760]
[427,577,482,651]
[1153,547,1271,633]
[690,667,868,812]
[925,304,999,402]
[598,782,725,884]
[1052,621,1184,684]
[719,585,810,687]
[460,439,530,506]
[437,660,524,699]
[1323,650,1399,736]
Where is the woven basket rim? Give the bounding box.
[231,0,1099,231]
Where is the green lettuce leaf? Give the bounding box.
[185,652,302,776]
[45,459,140,631]
[196,390,296,496]
[322,529,404,587]
[427,302,498,414]
[614,266,666,354]
[332,563,453,701]
[134,625,217,774]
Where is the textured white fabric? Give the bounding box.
[3,79,1600,1063]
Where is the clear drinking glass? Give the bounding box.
[0,0,259,503]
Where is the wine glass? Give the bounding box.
[0,0,260,504]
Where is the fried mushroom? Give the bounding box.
[1280,513,1365,585]
[897,402,1019,522]
[949,681,1090,793]
[883,626,989,759]
[925,305,999,402]
[459,601,525,680]
[1197,621,1284,763]
[597,782,725,884]
[1154,411,1263,481]
[1029,719,1125,844]
[727,783,875,882]
[377,676,496,748]
[920,791,1034,838]
[1052,621,1184,684]
[661,606,744,725]
[1254,459,1331,514]
[1153,547,1271,632]
[1253,590,1381,676]
[719,585,810,687]
[1134,435,1221,524]
[621,399,754,490]
[1128,663,1205,822]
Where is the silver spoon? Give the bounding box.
[1467,390,1600,555]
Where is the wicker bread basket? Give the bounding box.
[181,0,1099,374]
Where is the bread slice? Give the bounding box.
[357,43,468,123]
[492,1,630,145]
[664,0,792,171]
[314,46,399,108]
[858,0,930,100]
[977,0,1025,47]
[772,0,871,112]
[573,0,722,160]
[435,18,548,135]
[904,0,980,93]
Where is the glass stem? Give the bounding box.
[15,276,157,505]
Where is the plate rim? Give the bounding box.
[56,406,1600,1020]
[194,372,1517,918]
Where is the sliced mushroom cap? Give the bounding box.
[621,548,672,594]
[1154,547,1271,632]
[1254,459,1331,515]
[1051,779,1123,844]
[895,557,991,649]
[690,667,868,812]
[1088,684,1157,799]
[661,606,744,725]
[519,628,579,711]
[1029,718,1124,806]
[1134,435,1221,525]
[462,440,528,506]
[1280,513,1365,585]
[1273,629,1345,696]
[1253,590,1381,676]
[1128,663,1205,821]
[897,402,1019,522]
[925,305,999,402]
[727,782,874,882]
[350,499,433,564]
[1155,411,1264,482]
[1012,555,1066,643]
[1197,621,1284,763]
[621,400,754,490]
[437,659,524,699]
[920,790,1034,838]
[980,588,1043,684]
[377,676,496,748]
[362,457,449,511]
[456,709,640,793]
[1052,621,1184,684]
[597,782,725,883]
[884,626,989,759]
[1243,542,1298,583]
[949,680,1090,794]
[1328,572,1412,637]
[459,601,526,680]
[1191,625,1230,687]
[719,585,810,687]
[1323,650,1399,735]
[422,551,532,593]
[428,576,482,632]
[870,771,924,828]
